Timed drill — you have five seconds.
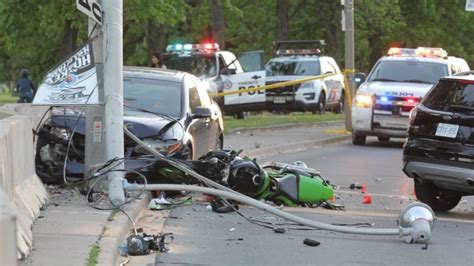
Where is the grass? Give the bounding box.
[223,112,344,134]
[0,90,16,106]
[87,242,101,266]
[107,210,118,222]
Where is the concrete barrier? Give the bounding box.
[0,188,17,266]
[0,104,49,260]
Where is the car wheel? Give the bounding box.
[316,92,326,114]
[352,132,366,145]
[334,92,345,114]
[35,136,62,184]
[234,112,247,119]
[377,136,390,142]
[414,180,462,211]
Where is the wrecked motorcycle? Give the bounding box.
[137,150,334,207]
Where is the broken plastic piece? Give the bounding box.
[363,194,372,204]
[349,183,363,190]
[361,185,367,193]
[303,238,320,246]
[273,228,286,234]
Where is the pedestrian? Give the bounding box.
[150,52,167,69]
[16,69,36,103]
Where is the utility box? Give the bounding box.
[0,189,17,265]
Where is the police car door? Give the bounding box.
[220,50,266,108]
[320,58,343,106]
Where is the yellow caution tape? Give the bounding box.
[211,72,338,97]
[211,68,357,110]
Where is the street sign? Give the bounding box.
[467,0,474,11]
[76,0,102,25]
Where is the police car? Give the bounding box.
[265,41,346,114]
[164,42,266,117]
[351,47,470,145]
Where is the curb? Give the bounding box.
[97,191,152,266]
[242,135,351,159]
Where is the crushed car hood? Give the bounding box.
[50,109,179,138]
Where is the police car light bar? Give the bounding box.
[166,42,220,54]
[276,49,321,56]
[387,47,448,59]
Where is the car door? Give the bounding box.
[218,51,266,109]
[193,76,221,151]
[238,50,265,72]
[186,76,209,158]
[321,58,344,105]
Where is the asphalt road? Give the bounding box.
[147,137,474,265]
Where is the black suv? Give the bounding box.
[403,72,474,211]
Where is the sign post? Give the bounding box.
[76,0,102,25]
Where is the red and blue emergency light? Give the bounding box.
[166,42,220,54]
[387,47,448,59]
[276,48,321,56]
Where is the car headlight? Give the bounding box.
[299,82,314,89]
[354,93,373,108]
[134,138,183,156]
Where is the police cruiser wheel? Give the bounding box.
[352,132,366,145]
[316,92,326,114]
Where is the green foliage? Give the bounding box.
[0,90,17,106]
[0,0,474,85]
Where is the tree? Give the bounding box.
[275,0,288,41]
[211,0,226,49]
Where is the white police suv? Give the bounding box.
[265,41,346,114]
[164,42,266,117]
[351,47,470,145]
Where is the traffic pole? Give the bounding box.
[344,0,355,132]
[85,15,106,185]
[102,0,125,206]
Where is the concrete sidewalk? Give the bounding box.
[19,121,349,266]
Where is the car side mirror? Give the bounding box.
[192,107,212,119]
[353,73,366,84]
[221,68,237,75]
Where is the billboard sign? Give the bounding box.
[33,42,98,105]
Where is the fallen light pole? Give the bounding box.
[121,127,436,245]
[125,184,434,244]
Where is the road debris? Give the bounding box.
[362,194,372,204]
[125,232,174,256]
[303,238,321,247]
[273,228,286,234]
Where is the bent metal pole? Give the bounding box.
[125,183,411,237]
[122,124,432,244]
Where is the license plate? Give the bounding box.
[435,123,459,138]
[273,96,286,104]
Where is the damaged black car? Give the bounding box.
[35,67,224,183]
